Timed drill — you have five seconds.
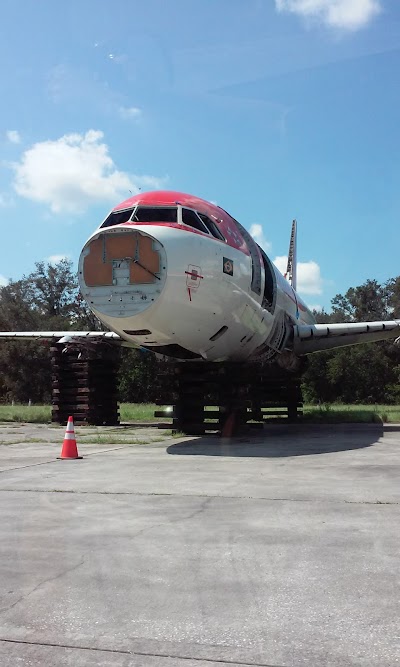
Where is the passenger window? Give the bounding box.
[132,207,177,222]
[182,208,209,233]
[101,208,134,228]
[197,213,226,241]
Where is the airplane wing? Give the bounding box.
[0,331,135,347]
[1,323,399,356]
[293,320,400,355]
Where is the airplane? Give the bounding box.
[1,190,399,368]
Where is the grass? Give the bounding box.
[120,403,162,421]
[0,437,50,445]
[302,404,400,424]
[78,436,150,445]
[0,403,400,425]
[0,403,159,424]
[79,431,173,445]
[0,405,51,423]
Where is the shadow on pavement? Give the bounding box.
[167,423,385,457]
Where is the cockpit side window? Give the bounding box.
[100,208,134,228]
[182,208,209,234]
[132,207,177,223]
[197,213,226,241]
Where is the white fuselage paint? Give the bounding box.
[78,223,315,362]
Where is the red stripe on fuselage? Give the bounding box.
[283,288,308,314]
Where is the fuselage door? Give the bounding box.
[230,218,262,296]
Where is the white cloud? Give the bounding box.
[275,0,382,31]
[249,224,272,252]
[273,256,289,275]
[119,106,142,120]
[308,304,323,312]
[6,130,21,144]
[0,275,8,287]
[273,255,323,295]
[12,130,164,214]
[47,254,70,264]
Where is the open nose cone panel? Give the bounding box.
[79,230,166,318]
[83,232,161,286]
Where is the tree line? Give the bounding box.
[302,277,400,404]
[0,260,399,405]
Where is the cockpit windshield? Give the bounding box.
[132,207,177,223]
[100,206,178,228]
[100,208,134,228]
[100,205,226,241]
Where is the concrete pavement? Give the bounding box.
[0,422,399,666]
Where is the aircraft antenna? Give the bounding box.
[284,219,297,291]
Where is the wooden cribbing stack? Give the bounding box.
[51,343,120,425]
[155,361,303,435]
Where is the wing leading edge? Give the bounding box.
[294,320,400,355]
[0,331,134,347]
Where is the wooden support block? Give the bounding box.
[51,343,120,425]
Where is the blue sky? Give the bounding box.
[0,0,399,310]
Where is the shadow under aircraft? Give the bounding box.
[167,423,385,458]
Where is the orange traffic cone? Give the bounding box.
[58,416,82,459]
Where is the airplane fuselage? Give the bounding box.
[78,191,315,362]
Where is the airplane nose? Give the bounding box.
[78,228,167,319]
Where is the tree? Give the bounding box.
[301,350,336,404]
[311,309,331,324]
[386,276,400,319]
[0,278,50,402]
[0,259,100,403]
[118,349,160,403]
[303,277,400,404]
[331,279,390,322]
[24,260,78,320]
[0,280,41,331]
[326,343,396,404]
[22,259,101,329]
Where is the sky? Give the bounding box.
[0,0,399,311]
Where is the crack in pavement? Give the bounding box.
[0,559,85,615]
[0,488,398,505]
[0,446,134,473]
[126,497,214,541]
[0,638,284,666]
